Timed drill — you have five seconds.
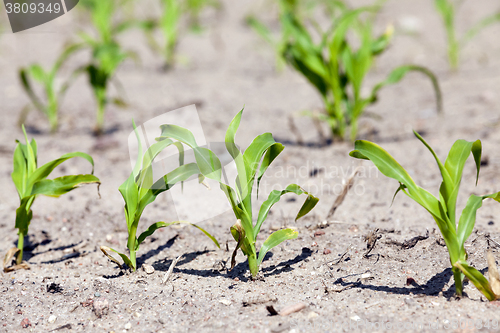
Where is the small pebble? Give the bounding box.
[95,292,101,297]
[93,298,109,318]
[404,298,415,305]
[125,323,132,330]
[323,248,331,255]
[48,315,56,323]
[219,299,232,306]
[20,318,30,328]
[307,312,319,320]
[314,230,325,237]
[142,264,155,275]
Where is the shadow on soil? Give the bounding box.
[148,246,313,282]
[333,267,463,297]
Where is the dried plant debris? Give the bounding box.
[487,251,500,297]
[386,230,430,249]
[325,167,360,220]
[363,229,381,257]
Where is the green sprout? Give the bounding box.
[141,0,182,69]
[246,0,347,71]
[434,0,500,70]
[100,122,219,271]
[77,0,134,134]
[157,109,319,278]
[143,0,218,69]
[19,45,82,133]
[282,7,442,142]
[185,0,220,32]
[350,131,500,300]
[12,126,100,265]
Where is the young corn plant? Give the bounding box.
[434,0,500,70]
[157,110,319,277]
[100,123,219,271]
[11,126,100,265]
[246,0,347,71]
[185,0,220,32]
[78,0,133,134]
[350,131,500,300]
[143,0,218,69]
[282,7,442,142]
[19,45,82,133]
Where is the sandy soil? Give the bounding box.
[1,0,500,332]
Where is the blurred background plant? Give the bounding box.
[19,44,82,133]
[75,0,138,135]
[142,0,221,69]
[246,0,347,71]
[279,5,441,142]
[434,0,500,70]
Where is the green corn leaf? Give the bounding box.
[31,175,100,197]
[256,143,285,198]
[27,65,46,83]
[137,221,219,249]
[440,138,481,224]
[157,125,223,182]
[136,163,202,216]
[462,12,500,45]
[349,140,456,243]
[246,16,274,45]
[224,109,248,196]
[28,152,95,186]
[12,144,28,197]
[254,184,318,237]
[454,260,497,301]
[243,133,282,181]
[457,192,500,250]
[22,127,37,175]
[119,122,142,227]
[14,200,33,234]
[412,131,454,219]
[256,228,298,266]
[370,65,442,114]
[136,138,180,198]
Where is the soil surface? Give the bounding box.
[1,0,500,332]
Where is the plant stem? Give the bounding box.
[448,39,459,70]
[95,97,105,135]
[16,231,25,265]
[248,253,259,277]
[49,113,58,133]
[127,222,138,271]
[129,250,137,271]
[452,266,463,296]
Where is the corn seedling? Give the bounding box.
[157,109,319,277]
[246,0,347,71]
[143,0,218,69]
[100,122,219,271]
[282,7,442,142]
[434,0,500,70]
[19,45,81,133]
[350,131,500,300]
[185,0,220,32]
[11,126,100,265]
[78,0,135,134]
